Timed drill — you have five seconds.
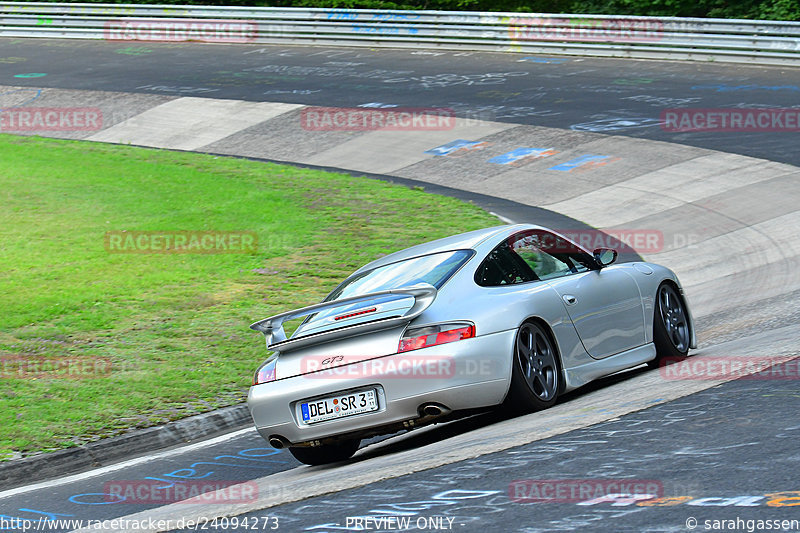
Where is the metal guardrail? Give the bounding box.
[2,2,800,66]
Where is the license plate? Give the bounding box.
[300,389,378,424]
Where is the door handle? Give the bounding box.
[562,294,577,305]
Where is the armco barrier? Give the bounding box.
[1,2,799,66]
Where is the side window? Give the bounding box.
[512,230,593,279]
[476,230,596,287]
[513,230,594,280]
[513,235,572,279]
[475,245,536,286]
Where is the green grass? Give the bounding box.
[0,135,499,459]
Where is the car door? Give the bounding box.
[510,229,646,359]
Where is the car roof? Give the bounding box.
[353,223,548,274]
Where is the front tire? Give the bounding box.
[505,321,561,413]
[288,438,361,466]
[648,283,690,368]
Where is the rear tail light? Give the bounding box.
[398,322,475,353]
[253,359,277,385]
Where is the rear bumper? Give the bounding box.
[247,330,515,445]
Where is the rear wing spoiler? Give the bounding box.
[249,283,437,353]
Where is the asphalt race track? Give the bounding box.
[3,39,800,167]
[228,374,800,533]
[1,37,799,533]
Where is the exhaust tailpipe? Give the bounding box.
[421,403,450,417]
[423,404,443,416]
[269,436,287,449]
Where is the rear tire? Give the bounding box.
[505,321,561,413]
[288,438,361,466]
[648,283,690,369]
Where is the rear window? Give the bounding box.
[326,250,473,302]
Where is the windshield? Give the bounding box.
[325,250,473,302]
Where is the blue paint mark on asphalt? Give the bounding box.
[426,140,482,156]
[0,88,43,112]
[68,493,122,505]
[519,57,569,64]
[488,147,557,164]
[691,84,800,92]
[549,154,611,171]
[13,73,47,78]
[61,447,285,508]
[17,509,73,521]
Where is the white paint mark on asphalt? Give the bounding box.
[489,211,515,224]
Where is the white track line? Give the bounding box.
[489,211,515,224]
[0,427,255,500]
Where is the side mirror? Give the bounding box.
[593,248,618,267]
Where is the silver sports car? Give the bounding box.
[247,224,695,465]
